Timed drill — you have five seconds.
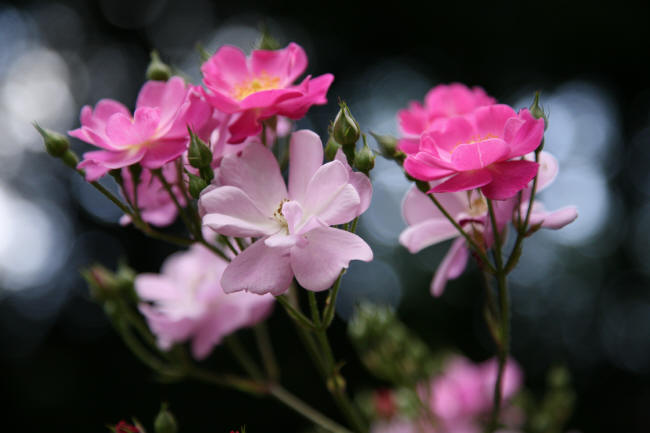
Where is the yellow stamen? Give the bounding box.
[232,72,281,101]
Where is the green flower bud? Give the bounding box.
[529,91,548,129]
[154,403,177,433]
[33,123,69,157]
[187,172,208,199]
[256,27,281,50]
[333,102,361,147]
[324,136,341,161]
[354,141,375,174]
[187,128,212,169]
[61,150,80,169]
[369,131,404,162]
[146,50,172,82]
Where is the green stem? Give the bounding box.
[269,385,355,433]
[226,335,265,381]
[427,193,496,273]
[321,270,344,329]
[308,292,323,327]
[254,323,280,381]
[276,295,317,330]
[154,169,196,236]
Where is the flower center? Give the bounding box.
[232,72,281,101]
[272,198,290,230]
[467,196,488,217]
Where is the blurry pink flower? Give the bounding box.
[398,83,495,154]
[201,43,333,143]
[71,77,212,181]
[403,105,544,200]
[135,245,274,360]
[199,130,372,295]
[422,356,522,433]
[119,162,185,227]
[400,151,573,296]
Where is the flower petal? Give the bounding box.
[481,160,539,200]
[288,130,324,202]
[431,169,493,194]
[301,161,360,225]
[431,237,469,297]
[399,219,458,253]
[450,138,509,171]
[291,227,373,292]
[201,186,279,237]
[219,143,288,215]
[221,239,293,295]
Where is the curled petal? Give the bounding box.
[431,237,469,297]
[481,160,539,200]
[399,219,458,253]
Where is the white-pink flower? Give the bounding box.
[135,245,275,360]
[199,129,373,295]
[400,151,577,296]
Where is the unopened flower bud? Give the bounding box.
[354,141,375,174]
[146,50,172,82]
[187,128,212,169]
[333,102,361,147]
[529,91,548,130]
[256,27,281,50]
[326,374,347,393]
[187,172,208,199]
[370,131,403,162]
[33,123,69,157]
[154,403,177,433]
[324,136,341,161]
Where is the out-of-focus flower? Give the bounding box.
[400,152,574,296]
[420,356,523,433]
[135,245,274,360]
[201,43,333,143]
[403,105,544,200]
[70,77,212,181]
[119,162,185,227]
[200,130,372,295]
[398,83,495,154]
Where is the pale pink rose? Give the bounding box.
[199,130,373,295]
[398,83,495,154]
[135,245,275,360]
[201,43,333,143]
[399,151,575,296]
[71,77,212,181]
[404,105,544,200]
[118,162,185,227]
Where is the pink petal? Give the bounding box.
[397,137,420,154]
[404,152,456,181]
[425,116,476,153]
[251,42,308,86]
[504,108,545,159]
[431,169,493,194]
[201,185,280,237]
[136,77,187,127]
[528,204,578,229]
[481,160,539,200]
[290,227,373,292]
[219,144,287,216]
[402,186,468,225]
[140,138,188,169]
[399,219,458,253]
[80,147,146,171]
[274,74,334,118]
[227,109,263,143]
[201,45,250,88]
[239,88,303,110]
[221,239,294,295]
[335,149,373,214]
[431,237,469,297]
[450,138,509,171]
[301,161,360,225]
[472,104,516,139]
[288,129,324,202]
[534,151,559,192]
[90,99,130,125]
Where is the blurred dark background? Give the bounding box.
[1,0,650,432]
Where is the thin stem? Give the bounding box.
[226,336,264,381]
[427,193,496,273]
[487,199,504,270]
[308,292,322,327]
[154,169,196,236]
[254,323,280,381]
[276,295,317,330]
[321,270,344,329]
[269,385,355,433]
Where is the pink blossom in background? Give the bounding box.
[398,83,495,154]
[118,162,185,227]
[421,356,523,433]
[403,105,544,200]
[400,151,576,296]
[199,129,372,295]
[135,245,274,360]
[201,43,333,143]
[70,77,212,181]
